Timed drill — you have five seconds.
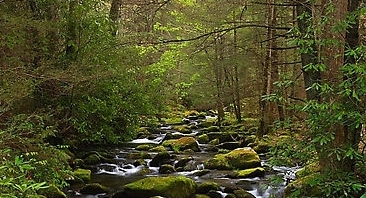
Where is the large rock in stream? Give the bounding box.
[163,137,201,152]
[124,176,197,198]
[204,147,261,170]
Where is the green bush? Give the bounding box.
[0,114,71,197]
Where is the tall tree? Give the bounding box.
[298,0,364,174]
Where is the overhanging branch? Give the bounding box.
[136,23,292,45]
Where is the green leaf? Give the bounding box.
[352,90,361,101]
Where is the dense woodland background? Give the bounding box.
[1,0,366,197]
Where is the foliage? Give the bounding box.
[71,75,157,144]
[0,115,71,197]
[268,2,366,197]
[288,172,365,198]
[0,151,49,198]
[268,135,316,167]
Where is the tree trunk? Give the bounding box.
[259,0,277,138]
[214,36,224,126]
[341,0,361,172]
[296,0,321,102]
[65,0,78,63]
[110,0,123,36]
[233,12,242,122]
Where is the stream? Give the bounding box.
[65,116,301,198]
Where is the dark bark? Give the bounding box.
[233,12,241,122]
[296,0,321,101]
[341,0,361,172]
[65,0,78,63]
[214,37,224,126]
[259,0,278,138]
[110,0,123,36]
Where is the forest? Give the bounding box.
[0,0,365,197]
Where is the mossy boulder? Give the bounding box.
[226,147,261,169]
[82,151,115,165]
[149,145,167,152]
[196,182,220,194]
[72,158,84,168]
[133,159,147,166]
[204,147,261,170]
[253,141,271,154]
[207,190,223,198]
[204,154,231,170]
[192,194,211,198]
[197,134,210,144]
[80,183,109,195]
[206,132,238,143]
[208,138,220,145]
[124,176,197,198]
[73,168,91,183]
[243,135,256,145]
[38,185,67,198]
[150,152,173,167]
[233,188,256,198]
[284,173,322,197]
[198,118,217,128]
[136,126,150,134]
[84,153,101,165]
[162,139,178,147]
[128,152,152,159]
[173,125,191,133]
[236,167,265,178]
[296,162,320,178]
[175,157,194,169]
[203,126,220,132]
[136,144,151,151]
[65,173,85,186]
[159,164,176,174]
[184,110,199,117]
[170,137,200,152]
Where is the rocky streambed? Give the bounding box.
[65,115,301,198]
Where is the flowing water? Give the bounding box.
[66,117,301,198]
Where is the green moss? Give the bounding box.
[184,110,199,117]
[149,145,167,152]
[203,126,220,132]
[136,144,151,151]
[136,127,150,133]
[197,134,209,144]
[253,141,271,154]
[233,188,256,198]
[38,185,67,198]
[198,118,217,128]
[84,153,101,165]
[236,167,265,178]
[73,168,91,183]
[208,138,220,145]
[159,164,176,174]
[124,176,197,198]
[162,139,178,147]
[296,162,320,178]
[204,148,261,170]
[128,152,152,159]
[173,125,191,133]
[172,137,200,152]
[80,183,109,194]
[193,194,211,198]
[163,117,183,125]
[196,182,220,194]
[204,154,231,170]
[284,173,322,197]
[227,148,261,169]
